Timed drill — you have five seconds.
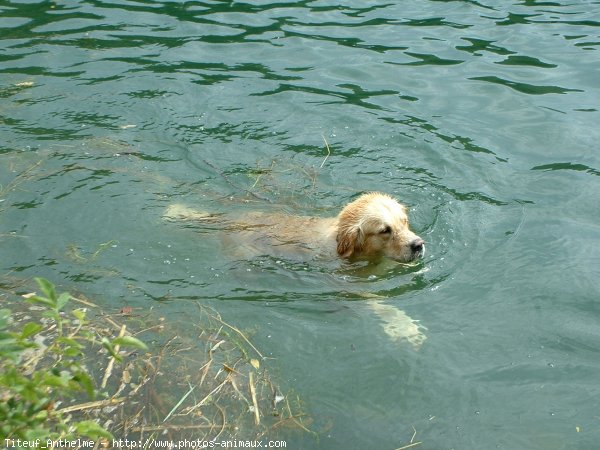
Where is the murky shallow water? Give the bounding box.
[2,0,600,448]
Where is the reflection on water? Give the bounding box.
[2,0,600,448]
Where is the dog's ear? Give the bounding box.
[336,226,363,258]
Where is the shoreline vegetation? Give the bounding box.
[0,277,313,447]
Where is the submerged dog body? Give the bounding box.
[165,192,424,262]
[164,192,427,348]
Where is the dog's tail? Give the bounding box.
[163,204,215,222]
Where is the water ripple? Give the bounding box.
[470,75,583,95]
[531,162,600,176]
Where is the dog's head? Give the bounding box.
[336,192,424,262]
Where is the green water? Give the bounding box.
[1,0,600,448]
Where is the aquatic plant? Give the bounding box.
[0,277,312,445]
[0,277,146,442]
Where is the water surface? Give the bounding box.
[1,0,600,448]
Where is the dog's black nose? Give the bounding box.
[410,238,425,253]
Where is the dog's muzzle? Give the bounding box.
[410,238,425,258]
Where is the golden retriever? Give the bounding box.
[164,192,427,349]
[165,192,424,262]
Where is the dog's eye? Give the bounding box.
[380,226,392,234]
